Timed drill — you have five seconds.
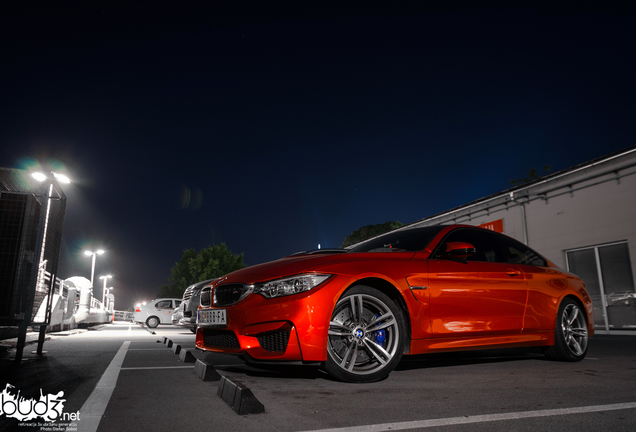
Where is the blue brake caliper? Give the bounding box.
[374,314,386,348]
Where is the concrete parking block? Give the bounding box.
[171,344,181,355]
[161,336,167,344]
[194,359,221,381]
[217,375,265,415]
[166,340,174,348]
[179,348,196,363]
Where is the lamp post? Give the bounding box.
[84,249,105,288]
[105,286,114,312]
[31,172,71,285]
[100,275,112,309]
[18,171,71,362]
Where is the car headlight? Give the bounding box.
[254,274,331,299]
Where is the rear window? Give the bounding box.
[348,226,444,253]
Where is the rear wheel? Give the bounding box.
[544,298,588,361]
[325,286,405,383]
[146,316,160,328]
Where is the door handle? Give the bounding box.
[505,269,522,276]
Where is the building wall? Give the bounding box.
[525,170,636,272]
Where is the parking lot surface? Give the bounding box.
[1,322,636,432]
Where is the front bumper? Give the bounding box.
[195,275,349,362]
[176,316,196,328]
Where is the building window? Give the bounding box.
[566,242,636,331]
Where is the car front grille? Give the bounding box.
[183,286,194,301]
[183,311,192,318]
[257,328,291,352]
[214,284,250,306]
[201,329,240,349]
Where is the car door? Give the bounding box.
[155,300,175,323]
[496,233,557,333]
[428,228,527,338]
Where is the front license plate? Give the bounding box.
[199,309,227,326]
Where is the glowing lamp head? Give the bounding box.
[53,172,71,184]
[31,172,47,182]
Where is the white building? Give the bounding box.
[407,145,636,334]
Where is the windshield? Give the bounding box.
[348,226,444,253]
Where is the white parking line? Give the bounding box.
[127,348,169,351]
[120,366,195,370]
[79,341,130,432]
[302,402,636,432]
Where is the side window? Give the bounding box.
[438,229,506,263]
[175,300,182,308]
[497,235,547,266]
[155,300,172,309]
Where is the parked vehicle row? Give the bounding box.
[133,225,593,383]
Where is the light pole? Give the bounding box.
[105,286,114,312]
[100,275,112,308]
[21,171,71,361]
[31,172,71,284]
[84,249,105,288]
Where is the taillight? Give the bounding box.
[135,307,141,312]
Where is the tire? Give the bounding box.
[325,286,405,383]
[146,316,160,328]
[544,298,589,362]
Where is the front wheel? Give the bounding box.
[544,298,589,361]
[146,316,160,328]
[325,286,405,383]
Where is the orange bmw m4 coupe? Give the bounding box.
[196,225,593,382]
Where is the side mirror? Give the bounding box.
[439,242,476,259]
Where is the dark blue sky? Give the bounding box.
[1,1,634,309]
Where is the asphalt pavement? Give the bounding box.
[1,322,635,432]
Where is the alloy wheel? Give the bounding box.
[328,292,401,376]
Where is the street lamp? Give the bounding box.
[31,172,71,278]
[84,249,105,287]
[24,170,71,361]
[99,275,112,308]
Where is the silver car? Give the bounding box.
[133,298,182,328]
[174,279,217,333]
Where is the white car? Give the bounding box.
[133,298,182,328]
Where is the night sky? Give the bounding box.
[1,1,634,310]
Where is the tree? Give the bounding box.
[342,221,404,247]
[159,243,247,298]
[510,165,551,185]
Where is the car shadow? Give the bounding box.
[394,347,548,372]
[213,363,328,380]
[203,347,550,381]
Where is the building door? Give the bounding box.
[566,242,636,331]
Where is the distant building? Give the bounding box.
[408,146,636,334]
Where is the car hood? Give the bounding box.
[218,251,415,285]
